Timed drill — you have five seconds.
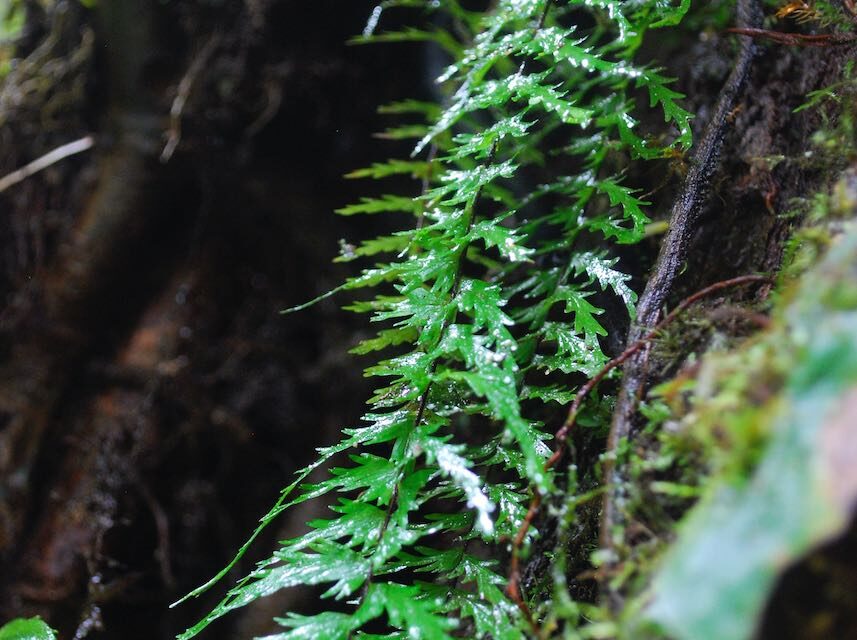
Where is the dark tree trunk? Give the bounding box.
[0,2,424,637]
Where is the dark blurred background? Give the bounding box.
[0,1,429,636]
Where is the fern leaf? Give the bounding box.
[421,437,496,535]
[640,69,694,148]
[363,583,458,640]
[350,327,418,354]
[260,611,359,640]
[177,543,370,639]
[337,195,423,216]
[346,159,435,180]
[571,251,638,317]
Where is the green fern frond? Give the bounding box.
[177,1,694,638]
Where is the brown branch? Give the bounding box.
[0,136,94,193]
[160,31,222,163]
[507,0,763,622]
[727,27,857,47]
[595,0,762,608]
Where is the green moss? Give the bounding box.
[588,57,857,636]
[632,219,857,640]
[611,88,857,633]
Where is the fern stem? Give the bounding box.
[414,143,438,233]
[354,134,503,620]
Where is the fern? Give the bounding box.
[176,1,692,637]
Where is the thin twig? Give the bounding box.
[727,26,857,46]
[0,136,94,194]
[507,0,764,619]
[160,32,222,163]
[506,274,771,623]
[136,475,176,589]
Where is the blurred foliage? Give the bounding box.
[614,63,857,639]
[636,219,857,639]
[0,0,23,76]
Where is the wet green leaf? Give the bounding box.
[553,286,607,341]
[263,611,360,640]
[364,583,458,639]
[421,437,495,535]
[346,159,435,181]
[570,251,637,317]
